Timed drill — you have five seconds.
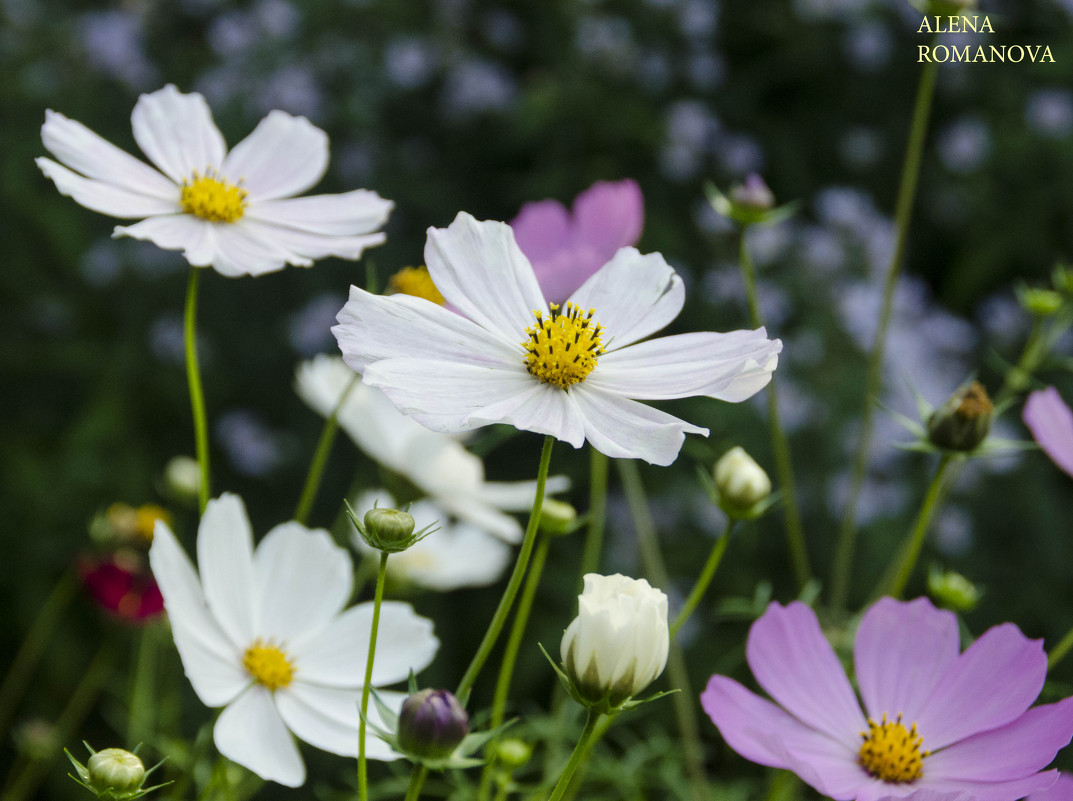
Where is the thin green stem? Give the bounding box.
[996,318,1049,407]
[559,714,614,801]
[547,711,602,801]
[295,373,360,525]
[358,551,389,801]
[1049,625,1073,671]
[832,44,940,612]
[184,266,211,514]
[127,621,161,745]
[456,435,554,698]
[403,765,428,801]
[879,455,953,600]
[738,232,811,590]
[670,520,737,638]
[579,449,609,581]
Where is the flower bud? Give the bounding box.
[927,565,982,612]
[88,748,145,794]
[1018,287,1064,318]
[359,507,417,553]
[561,573,669,712]
[493,738,533,769]
[729,174,775,212]
[164,456,201,505]
[714,447,772,516]
[927,381,993,452]
[538,498,578,536]
[397,689,469,759]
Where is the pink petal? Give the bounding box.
[854,597,960,724]
[1026,772,1073,801]
[510,198,571,264]
[917,771,1063,801]
[571,179,644,261]
[1024,387,1073,478]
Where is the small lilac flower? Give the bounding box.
[701,598,1073,801]
[1023,387,1073,479]
[509,179,644,304]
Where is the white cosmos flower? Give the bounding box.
[351,490,512,591]
[36,84,392,278]
[332,212,782,466]
[295,354,568,543]
[148,493,439,787]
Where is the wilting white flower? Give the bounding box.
[37,84,392,277]
[560,573,669,711]
[351,490,512,591]
[148,494,439,786]
[713,446,771,512]
[295,354,568,543]
[333,212,781,466]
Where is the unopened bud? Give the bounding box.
[539,498,578,536]
[714,447,772,516]
[493,738,533,769]
[88,748,145,794]
[164,456,201,505]
[360,507,416,553]
[397,689,469,759]
[1018,287,1063,318]
[927,381,993,452]
[927,565,982,612]
[729,174,775,211]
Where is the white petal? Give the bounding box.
[401,435,484,497]
[570,386,708,466]
[240,219,387,263]
[131,85,226,183]
[333,286,520,374]
[148,521,248,706]
[276,685,405,761]
[567,248,685,349]
[113,215,218,266]
[198,494,258,648]
[392,522,512,591]
[253,522,352,645]
[37,158,178,219]
[209,222,297,277]
[222,110,328,200]
[246,190,393,235]
[41,110,177,198]
[214,687,305,787]
[466,380,587,447]
[433,494,525,544]
[425,212,548,337]
[474,475,571,511]
[294,601,438,687]
[591,330,781,401]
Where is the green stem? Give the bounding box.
[455,435,555,698]
[295,373,360,525]
[831,43,940,612]
[127,621,161,745]
[579,449,609,581]
[1048,624,1073,671]
[358,551,389,801]
[403,765,428,801]
[879,454,953,600]
[547,711,603,801]
[995,318,1049,407]
[184,266,211,514]
[670,521,737,638]
[738,232,811,590]
[559,714,614,801]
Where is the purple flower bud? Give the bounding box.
[397,689,469,759]
[729,174,775,211]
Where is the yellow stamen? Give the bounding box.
[522,303,605,390]
[388,266,445,305]
[858,713,928,783]
[180,171,248,223]
[134,504,170,543]
[242,639,295,691]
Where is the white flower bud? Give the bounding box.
[88,748,145,793]
[714,447,771,514]
[560,573,669,711]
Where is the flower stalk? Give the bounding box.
[670,520,737,638]
[184,266,210,514]
[358,551,390,801]
[294,372,360,525]
[579,449,609,580]
[547,711,604,801]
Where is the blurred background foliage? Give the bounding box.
[3,0,1073,797]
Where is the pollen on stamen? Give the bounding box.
[180,170,248,223]
[858,713,928,784]
[242,638,295,691]
[522,302,605,390]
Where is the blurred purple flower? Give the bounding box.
[703,597,1073,801]
[1023,387,1073,479]
[509,179,644,304]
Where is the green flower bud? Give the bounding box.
[713,447,772,517]
[493,738,533,769]
[163,456,201,506]
[1051,264,1073,295]
[353,506,418,553]
[1018,287,1064,318]
[397,689,469,759]
[708,175,791,227]
[927,381,993,452]
[927,565,982,612]
[538,498,578,536]
[88,749,145,794]
[729,174,775,212]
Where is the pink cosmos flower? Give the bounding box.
[701,598,1073,801]
[1023,387,1073,479]
[80,553,164,623]
[509,179,643,304]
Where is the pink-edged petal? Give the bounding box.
[238,219,387,264]
[916,623,1047,749]
[40,111,177,197]
[1027,772,1073,801]
[214,687,305,787]
[701,675,867,800]
[334,287,520,374]
[591,330,781,401]
[569,386,707,466]
[222,110,328,200]
[747,601,866,747]
[912,772,1063,801]
[112,214,217,266]
[510,198,571,263]
[148,521,247,706]
[131,85,225,183]
[37,158,179,218]
[197,494,258,648]
[276,684,404,761]
[1024,387,1073,478]
[854,597,960,724]
[568,248,684,349]
[572,179,644,259]
[253,523,352,645]
[246,190,392,235]
[924,697,1073,782]
[293,601,438,688]
[466,381,587,447]
[425,212,548,337]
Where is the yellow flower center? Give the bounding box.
[858,714,928,783]
[522,303,605,390]
[180,171,248,223]
[388,266,446,305]
[242,639,295,691]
